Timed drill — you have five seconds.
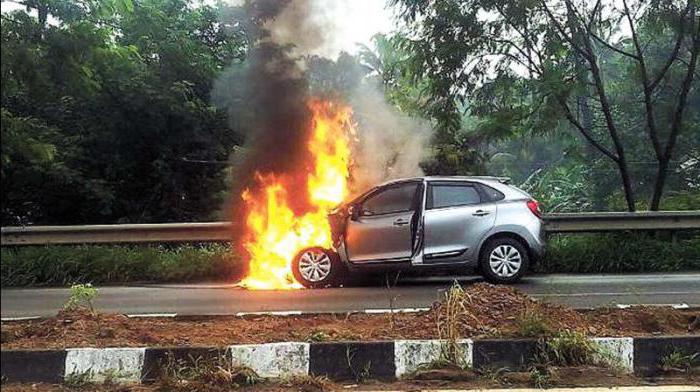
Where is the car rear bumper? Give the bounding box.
[528,224,546,263]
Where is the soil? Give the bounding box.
[2,367,698,391]
[1,283,697,350]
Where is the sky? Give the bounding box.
[1,0,397,56]
[319,0,396,56]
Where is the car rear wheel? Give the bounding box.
[479,237,529,284]
[292,247,342,288]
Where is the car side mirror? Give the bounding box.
[349,204,361,221]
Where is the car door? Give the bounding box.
[423,181,496,262]
[345,182,420,262]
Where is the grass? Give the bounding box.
[158,352,262,391]
[278,374,335,391]
[436,282,480,368]
[1,243,243,287]
[1,231,697,287]
[541,232,700,273]
[527,330,605,387]
[64,370,93,387]
[515,306,551,337]
[541,330,599,367]
[661,349,699,373]
[306,330,329,342]
[529,366,551,388]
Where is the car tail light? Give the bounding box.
[526,199,541,218]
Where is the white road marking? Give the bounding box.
[616,303,690,309]
[126,313,177,318]
[364,308,431,314]
[235,311,303,316]
[1,316,42,322]
[532,291,699,297]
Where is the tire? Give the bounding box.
[479,237,529,284]
[291,247,343,288]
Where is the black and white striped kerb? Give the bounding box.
[1,350,67,383]
[634,336,700,376]
[1,336,697,383]
[472,339,540,370]
[309,342,396,379]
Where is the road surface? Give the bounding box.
[1,273,699,319]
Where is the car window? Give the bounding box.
[428,184,480,209]
[362,183,418,215]
[478,183,505,202]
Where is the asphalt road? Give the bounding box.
[1,273,699,319]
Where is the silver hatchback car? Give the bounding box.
[292,176,545,288]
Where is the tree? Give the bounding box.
[358,34,484,175]
[1,0,254,224]
[391,0,699,211]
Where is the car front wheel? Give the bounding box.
[479,238,529,284]
[292,247,342,288]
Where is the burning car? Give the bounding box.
[291,176,545,288]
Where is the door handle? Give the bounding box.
[472,210,490,217]
[393,218,410,226]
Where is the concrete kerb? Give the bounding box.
[1,336,697,384]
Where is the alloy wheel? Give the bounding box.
[489,244,522,278]
[298,249,332,282]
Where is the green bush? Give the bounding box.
[0,244,243,287]
[64,283,98,313]
[2,232,698,286]
[541,232,700,273]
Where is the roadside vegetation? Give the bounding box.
[2,283,697,390]
[0,244,243,286]
[3,283,696,350]
[541,232,700,273]
[2,0,699,228]
[2,233,697,287]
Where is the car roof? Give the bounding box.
[378,176,511,187]
[371,175,530,201]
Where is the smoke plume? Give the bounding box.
[349,82,432,194]
[213,0,433,213]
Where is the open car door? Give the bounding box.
[345,181,421,263]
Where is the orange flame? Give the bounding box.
[239,99,354,290]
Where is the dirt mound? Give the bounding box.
[429,283,697,337]
[1,283,696,350]
[2,308,137,348]
[430,283,601,338]
[586,306,696,335]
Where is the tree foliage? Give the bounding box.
[2,0,698,224]
[391,0,700,211]
[1,0,253,224]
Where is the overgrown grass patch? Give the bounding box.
[540,330,599,367]
[2,231,698,287]
[158,352,262,390]
[661,349,699,373]
[516,306,551,337]
[541,232,700,273]
[0,244,243,286]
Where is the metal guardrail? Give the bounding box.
[1,211,699,246]
[0,222,232,246]
[543,211,700,232]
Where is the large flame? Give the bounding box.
[239,99,354,290]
